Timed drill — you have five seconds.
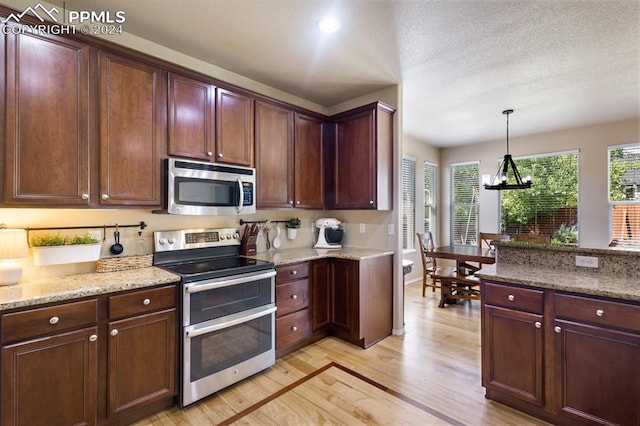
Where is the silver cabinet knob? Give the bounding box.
[291,294,298,300]
[291,270,297,275]
[89,334,98,342]
[534,321,542,328]
[289,200,294,205]
[101,194,109,200]
[217,153,224,158]
[291,326,298,332]
[296,201,300,205]
[596,309,604,317]
[508,294,515,301]
[110,329,118,336]
[49,316,59,325]
[554,326,562,333]
[206,151,213,156]
[369,200,374,205]
[143,298,151,306]
[81,193,89,200]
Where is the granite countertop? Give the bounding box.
[476,263,640,302]
[249,247,394,266]
[0,267,181,312]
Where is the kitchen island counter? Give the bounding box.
[248,247,394,266]
[0,267,180,312]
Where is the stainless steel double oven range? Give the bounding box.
[153,228,276,407]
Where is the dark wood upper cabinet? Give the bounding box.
[255,100,294,207]
[98,51,167,206]
[255,100,324,209]
[216,88,254,166]
[327,102,394,210]
[4,29,91,205]
[294,113,324,209]
[168,72,215,161]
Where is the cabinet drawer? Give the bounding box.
[555,293,640,333]
[483,282,544,314]
[276,279,309,317]
[1,299,97,343]
[276,262,309,283]
[109,285,176,320]
[276,308,312,349]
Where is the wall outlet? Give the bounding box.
[575,255,598,268]
[359,223,366,233]
[388,224,394,235]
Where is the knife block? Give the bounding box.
[242,236,257,256]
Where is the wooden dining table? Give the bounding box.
[424,245,495,307]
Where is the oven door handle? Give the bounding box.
[185,306,277,338]
[184,270,276,294]
[236,178,244,214]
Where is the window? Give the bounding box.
[608,144,640,249]
[424,162,437,239]
[451,162,479,246]
[500,151,579,245]
[402,156,416,250]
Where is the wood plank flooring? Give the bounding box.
[134,282,550,425]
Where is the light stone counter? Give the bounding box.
[249,247,394,266]
[0,267,180,312]
[476,242,640,302]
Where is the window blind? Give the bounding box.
[402,157,416,250]
[424,162,437,239]
[451,162,479,246]
[608,144,640,249]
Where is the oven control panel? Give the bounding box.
[154,228,240,252]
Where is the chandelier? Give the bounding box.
[483,109,532,190]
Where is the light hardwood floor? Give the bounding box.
[135,281,549,425]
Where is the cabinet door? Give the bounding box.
[553,320,639,426]
[216,88,254,166]
[1,327,98,426]
[332,109,376,209]
[294,113,324,209]
[168,73,215,160]
[482,305,544,406]
[310,259,332,331]
[107,309,176,417]
[255,100,293,207]
[331,259,360,344]
[4,29,91,205]
[99,51,166,206]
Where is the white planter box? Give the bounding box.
[32,243,102,266]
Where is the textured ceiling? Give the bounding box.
[48,0,639,147]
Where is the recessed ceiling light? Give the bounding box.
[318,17,339,33]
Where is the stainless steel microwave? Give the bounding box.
[162,158,256,215]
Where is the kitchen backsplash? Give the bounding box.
[0,208,394,279]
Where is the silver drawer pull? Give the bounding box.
[291,294,298,300]
[89,334,98,342]
[534,321,542,328]
[507,294,515,301]
[291,270,297,275]
[110,329,118,336]
[143,298,151,306]
[554,326,562,333]
[49,316,59,325]
[291,326,298,332]
[595,309,604,317]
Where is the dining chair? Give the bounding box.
[513,234,551,243]
[479,232,511,249]
[416,232,453,297]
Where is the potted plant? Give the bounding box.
[286,218,301,240]
[31,232,102,265]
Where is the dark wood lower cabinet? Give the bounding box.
[1,327,98,426]
[0,284,178,426]
[481,280,640,426]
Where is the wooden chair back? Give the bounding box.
[513,234,551,243]
[479,232,511,249]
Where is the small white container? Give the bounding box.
[32,243,102,265]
